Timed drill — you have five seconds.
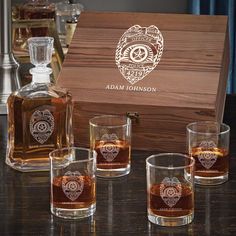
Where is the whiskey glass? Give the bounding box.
[89,115,131,178]
[146,153,195,226]
[187,121,230,185]
[50,147,96,219]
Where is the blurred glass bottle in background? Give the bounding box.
[20,0,56,37]
[55,0,84,49]
[12,1,64,84]
[12,0,56,56]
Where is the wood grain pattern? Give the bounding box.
[73,101,216,152]
[0,95,236,235]
[75,12,228,32]
[57,12,229,151]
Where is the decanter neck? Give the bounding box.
[30,67,52,83]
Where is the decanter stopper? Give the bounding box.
[28,37,54,76]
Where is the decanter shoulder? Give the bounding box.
[9,83,72,100]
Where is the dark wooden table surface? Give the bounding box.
[0,95,236,236]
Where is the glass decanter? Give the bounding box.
[6,37,73,172]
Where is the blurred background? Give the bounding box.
[12,0,189,13]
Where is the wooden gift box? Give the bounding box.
[57,12,229,152]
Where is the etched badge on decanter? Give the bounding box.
[6,37,73,172]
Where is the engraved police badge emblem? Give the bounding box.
[160,177,182,208]
[30,109,54,144]
[198,140,217,169]
[115,25,164,85]
[62,171,84,201]
[100,133,120,162]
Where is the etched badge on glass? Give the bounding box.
[160,177,182,208]
[100,133,120,162]
[62,171,84,201]
[198,140,217,169]
[115,25,164,85]
[30,109,54,144]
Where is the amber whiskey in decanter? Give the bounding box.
[6,37,73,172]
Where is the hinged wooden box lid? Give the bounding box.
[57,12,229,152]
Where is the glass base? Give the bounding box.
[148,211,194,226]
[5,159,49,172]
[51,203,96,220]
[195,173,228,185]
[97,165,130,178]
